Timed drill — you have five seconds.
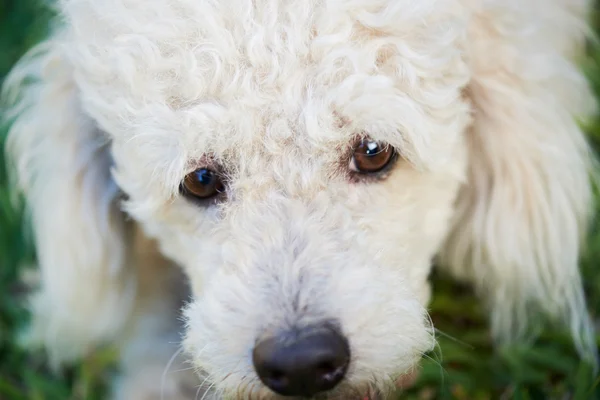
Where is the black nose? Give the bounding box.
[252,326,350,397]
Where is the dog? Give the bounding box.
[3,0,598,399]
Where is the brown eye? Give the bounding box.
[181,168,225,199]
[350,139,395,173]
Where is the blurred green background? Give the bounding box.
[1,1,600,399]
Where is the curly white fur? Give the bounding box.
[2,0,597,398]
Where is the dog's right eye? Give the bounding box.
[350,139,396,174]
[180,168,225,200]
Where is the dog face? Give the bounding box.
[7,0,595,398]
[76,1,470,397]
[62,0,470,397]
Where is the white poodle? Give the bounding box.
[3,0,598,399]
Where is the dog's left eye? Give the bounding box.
[350,139,395,174]
[180,168,225,200]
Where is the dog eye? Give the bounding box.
[350,139,395,173]
[180,168,225,199]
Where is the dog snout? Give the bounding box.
[252,325,350,397]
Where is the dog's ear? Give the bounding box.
[438,3,597,360]
[3,36,136,366]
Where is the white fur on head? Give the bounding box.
[439,0,598,362]
[52,0,471,396]
[3,31,136,365]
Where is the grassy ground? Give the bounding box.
[1,1,600,399]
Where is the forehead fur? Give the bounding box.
[61,0,470,196]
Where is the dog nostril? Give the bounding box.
[268,369,285,381]
[317,361,334,373]
[265,368,289,388]
[317,361,344,383]
[252,326,350,397]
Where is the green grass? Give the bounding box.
[1,1,600,399]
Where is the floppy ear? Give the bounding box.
[3,34,136,366]
[439,2,597,360]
